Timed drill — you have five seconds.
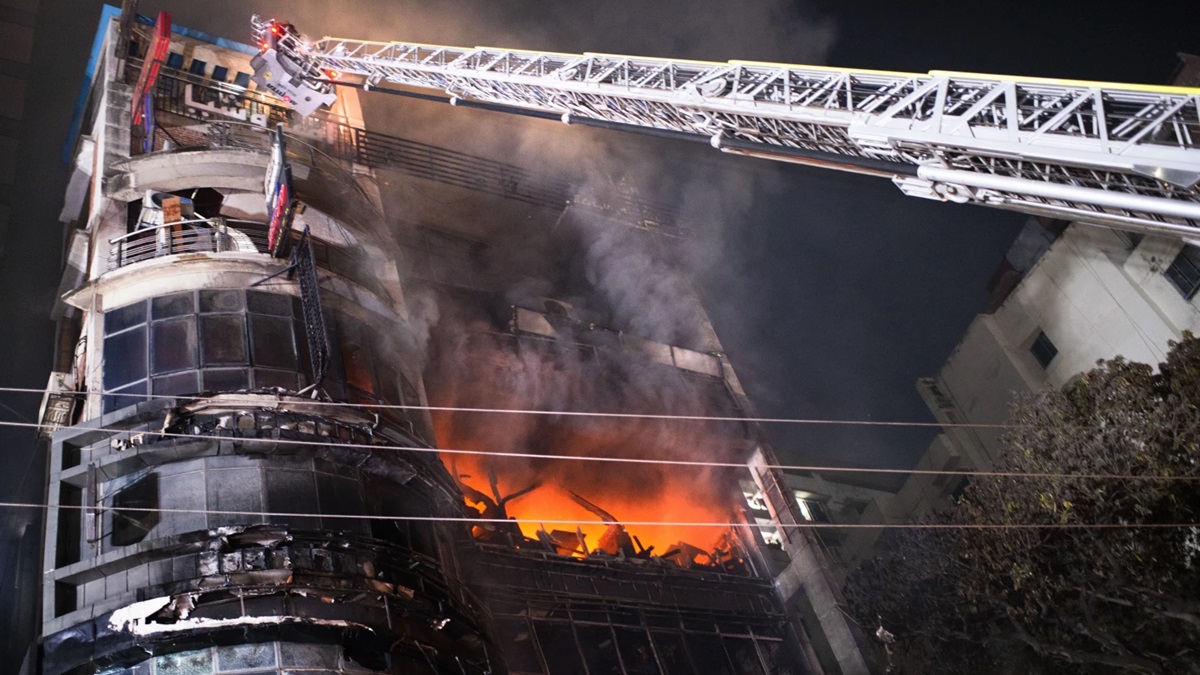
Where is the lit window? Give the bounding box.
[794,495,829,523]
[1030,330,1058,368]
[1165,245,1200,300]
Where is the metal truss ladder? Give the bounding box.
[253,17,1200,239]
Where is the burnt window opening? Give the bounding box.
[1031,330,1058,369]
[653,631,696,674]
[53,581,77,619]
[110,473,160,547]
[1166,244,1200,299]
[56,485,83,568]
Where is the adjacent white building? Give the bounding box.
[919,221,1200,472]
[768,218,1200,579]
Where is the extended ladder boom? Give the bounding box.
[250,17,1200,239]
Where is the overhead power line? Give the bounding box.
[0,384,1038,430]
[0,499,1196,531]
[0,417,1194,483]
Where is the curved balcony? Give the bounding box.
[107,217,270,270]
[103,217,396,315]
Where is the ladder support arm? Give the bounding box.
[250,16,1200,238]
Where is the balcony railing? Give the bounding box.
[123,59,683,236]
[106,218,393,300]
[108,218,269,270]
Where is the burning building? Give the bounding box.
[27,6,871,674]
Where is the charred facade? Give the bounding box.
[30,9,870,675]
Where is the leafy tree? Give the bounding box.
[845,334,1200,674]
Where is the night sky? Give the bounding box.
[0,0,1192,664]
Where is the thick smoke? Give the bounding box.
[159,0,837,536]
[358,0,836,533]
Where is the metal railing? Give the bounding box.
[108,218,269,270]
[124,58,683,235]
[106,216,395,301]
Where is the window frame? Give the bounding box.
[1165,244,1200,300]
[1030,330,1058,369]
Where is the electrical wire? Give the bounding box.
[0,417,1194,483]
[0,384,1029,430]
[0,499,1195,530]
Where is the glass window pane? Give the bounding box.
[153,371,199,396]
[250,315,297,369]
[1031,330,1057,368]
[201,315,247,365]
[199,289,243,313]
[103,381,147,413]
[104,326,147,387]
[1166,245,1200,299]
[253,368,297,391]
[151,292,194,319]
[279,643,339,668]
[202,368,250,392]
[216,643,277,670]
[105,301,146,334]
[110,473,159,547]
[154,648,212,674]
[152,317,197,374]
[247,290,292,316]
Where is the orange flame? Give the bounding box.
[426,332,747,561]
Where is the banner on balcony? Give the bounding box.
[264,124,298,257]
[131,11,171,127]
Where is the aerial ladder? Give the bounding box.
[249,17,1200,240]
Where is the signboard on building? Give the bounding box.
[37,372,77,439]
[131,11,171,127]
[293,228,330,385]
[160,195,182,223]
[264,124,297,257]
